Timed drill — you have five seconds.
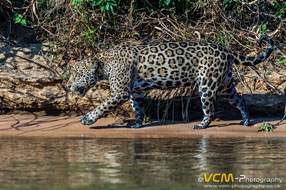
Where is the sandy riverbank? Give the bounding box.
[0,114,286,138]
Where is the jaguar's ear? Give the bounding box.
[86,57,99,70]
[91,58,99,71]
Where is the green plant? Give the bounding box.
[224,0,233,10]
[264,71,271,75]
[216,32,225,46]
[70,0,100,48]
[244,40,253,47]
[143,115,151,122]
[260,22,269,35]
[276,59,286,65]
[92,0,117,14]
[13,13,27,26]
[60,72,71,80]
[131,0,195,16]
[71,0,86,12]
[81,29,96,39]
[196,0,207,7]
[275,1,286,17]
[223,0,240,13]
[72,0,84,5]
[215,32,232,46]
[257,122,275,132]
[159,0,171,7]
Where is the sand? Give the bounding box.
[0,114,286,138]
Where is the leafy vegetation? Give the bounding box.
[264,71,272,76]
[276,59,286,65]
[13,13,27,26]
[257,122,275,132]
[143,115,151,123]
[0,0,285,79]
[274,1,286,17]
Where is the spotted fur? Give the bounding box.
[67,36,274,129]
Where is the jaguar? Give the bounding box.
[67,35,274,129]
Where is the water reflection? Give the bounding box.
[0,138,285,189]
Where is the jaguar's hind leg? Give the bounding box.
[127,92,144,128]
[192,84,217,130]
[192,93,216,129]
[219,71,250,126]
[220,86,250,126]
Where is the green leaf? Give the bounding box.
[159,0,163,7]
[110,5,114,14]
[133,31,139,36]
[264,71,271,75]
[105,3,110,11]
[261,23,267,32]
[14,14,22,23]
[109,2,117,6]
[257,122,274,132]
[276,59,286,65]
[262,24,266,31]
[13,14,27,26]
[100,5,105,12]
[144,116,151,122]
[216,32,224,46]
[164,0,171,6]
[94,0,104,6]
[21,19,27,25]
[72,0,84,5]
[89,29,96,35]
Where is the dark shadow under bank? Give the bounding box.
[0,93,284,125]
[143,93,284,122]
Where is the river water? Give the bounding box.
[0,138,285,190]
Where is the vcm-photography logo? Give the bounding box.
[198,173,235,183]
[198,173,283,184]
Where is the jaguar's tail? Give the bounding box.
[234,35,274,66]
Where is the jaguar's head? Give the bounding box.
[67,57,99,97]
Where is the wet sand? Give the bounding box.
[0,114,286,138]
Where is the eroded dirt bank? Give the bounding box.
[0,114,286,138]
[0,44,285,119]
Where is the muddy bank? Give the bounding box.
[0,114,286,138]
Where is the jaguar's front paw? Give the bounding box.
[240,119,250,126]
[126,121,142,128]
[192,125,206,130]
[80,113,97,125]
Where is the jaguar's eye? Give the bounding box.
[77,87,86,96]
